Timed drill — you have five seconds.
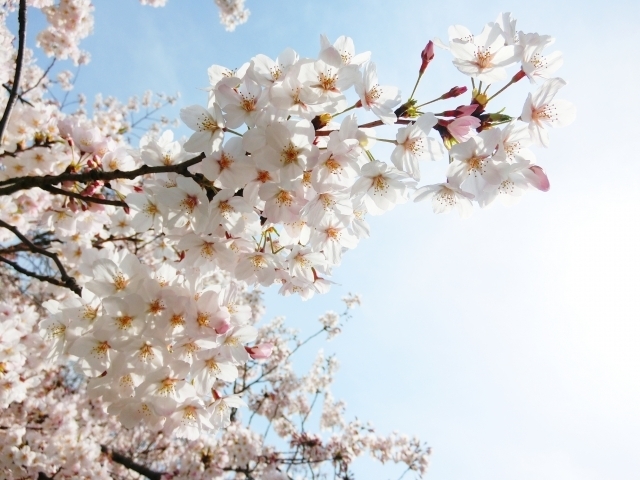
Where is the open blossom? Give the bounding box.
[414,182,475,217]
[352,161,415,215]
[521,77,576,147]
[449,23,522,82]
[250,48,298,87]
[447,129,505,196]
[217,78,268,128]
[180,104,225,154]
[201,136,254,189]
[392,113,446,180]
[319,34,371,67]
[519,32,563,83]
[355,62,401,125]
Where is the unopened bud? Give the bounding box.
[420,40,435,75]
[441,86,467,99]
[528,165,550,192]
[245,343,274,360]
[420,41,435,74]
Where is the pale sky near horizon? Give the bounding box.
[25,1,640,478]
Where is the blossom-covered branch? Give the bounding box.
[0,0,26,142]
[0,218,81,295]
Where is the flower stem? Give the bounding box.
[225,128,243,137]
[486,70,526,103]
[332,102,359,118]
[415,97,441,109]
[408,72,424,102]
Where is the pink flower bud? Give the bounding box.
[245,343,274,360]
[419,41,434,74]
[447,116,481,143]
[441,86,467,99]
[528,165,550,192]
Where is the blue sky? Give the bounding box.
[27,1,640,478]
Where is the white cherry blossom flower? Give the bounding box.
[520,77,576,147]
[351,161,415,215]
[180,104,225,154]
[447,129,505,196]
[414,182,474,217]
[392,113,446,180]
[449,23,522,82]
[355,62,401,125]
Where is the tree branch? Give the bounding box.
[21,58,56,96]
[0,255,75,291]
[0,219,81,295]
[0,153,205,196]
[101,445,164,480]
[40,184,128,208]
[0,0,27,144]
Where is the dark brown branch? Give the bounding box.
[0,153,205,196]
[101,445,164,480]
[92,234,141,246]
[40,184,128,208]
[0,231,57,255]
[0,219,81,295]
[0,255,75,291]
[2,82,34,107]
[0,0,27,144]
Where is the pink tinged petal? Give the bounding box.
[528,165,550,192]
[448,116,481,143]
[215,319,231,335]
[245,343,274,359]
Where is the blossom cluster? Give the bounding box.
[0,4,573,478]
[1,274,431,478]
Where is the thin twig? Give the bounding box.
[0,219,81,295]
[21,58,56,96]
[238,328,327,394]
[0,0,27,144]
[0,255,74,291]
[40,184,128,208]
